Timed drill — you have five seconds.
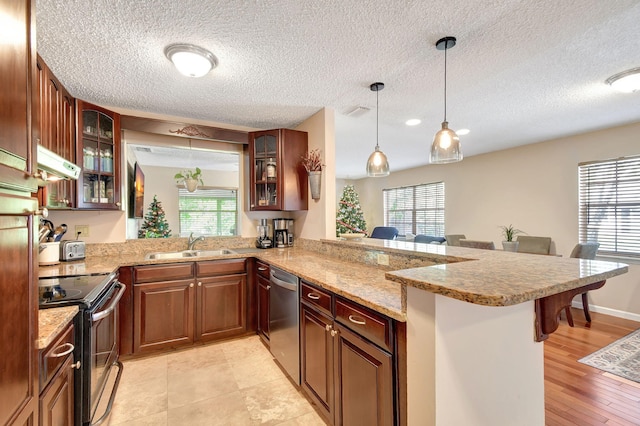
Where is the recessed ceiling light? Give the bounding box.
[165,43,218,78]
[406,119,421,126]
[605,67,640,93]
[457,128,470,135]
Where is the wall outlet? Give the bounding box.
[377,253,389,266]
[75,225,90,238]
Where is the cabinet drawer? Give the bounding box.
[40,323,74,391]
[134,263,194,283]
[335,298,393,352]
[301,282,332,316]
[256,261,270,279]
[196,258,246,277]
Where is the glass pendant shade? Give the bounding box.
[366,146,390,177]
[430,121,462,163]
[430,36,463,164]
[366,82,390,177]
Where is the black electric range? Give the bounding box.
[38,271,125,425]
[38,272,116,309]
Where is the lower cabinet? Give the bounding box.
[133,259,247,355]
[300,280,397,426]
[39,322,76,426]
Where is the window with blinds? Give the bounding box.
[579,156,640,258]
[178,187,238,237]
[383,182,445,236]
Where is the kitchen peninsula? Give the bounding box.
[39,237,628,426]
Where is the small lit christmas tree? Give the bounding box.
[139,195,172,238]
[336,185,367,236]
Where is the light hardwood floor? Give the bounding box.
[545,308,640,425]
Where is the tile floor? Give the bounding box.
[103,336,327,425]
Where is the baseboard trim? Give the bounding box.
[571,300,640,323]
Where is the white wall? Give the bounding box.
[353,121,640,317]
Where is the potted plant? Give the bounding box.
[499,224,525,252]
[301,149,325,200]
[174,167,203,192]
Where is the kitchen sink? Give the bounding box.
[144,249,236,260]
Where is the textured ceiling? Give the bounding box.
[36,0,640,179]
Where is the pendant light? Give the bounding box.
[430,37,463,164]
[366,82,390,177]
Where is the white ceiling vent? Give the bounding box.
[345,106,371,117]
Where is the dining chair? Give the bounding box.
[369,226,399,240]
[414,235,446,244]
[444,234,466,246]
[565,242,600,326]
[516,236,552,255]
[459,239,495,250]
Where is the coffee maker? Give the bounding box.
[273,218,293,248]
[255,219,272,249]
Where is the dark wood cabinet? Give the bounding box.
[196,259,247,341]
[249,129,308,211]
[75,100,121,210]
[301,302,335,421]
[255,261,271,344]
[0,193,39,425]
[132,259,248,355]
[334,323,394,426]
[300,281,397,426]
[39,323,76,426]
[36,56,76,208]
[0,0,38,194]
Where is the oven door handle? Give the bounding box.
[92,283,126,322]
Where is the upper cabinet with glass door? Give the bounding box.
[249,128,308,211]
[75,100,121,209]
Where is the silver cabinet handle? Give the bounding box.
[198,282,202,287]
[50,342,74,358]
[266,285,271,290]
[71,361,81,369]
[325,324,332,332]
[116,202,122,207]
[258,267,268,271]
[190,283,194,288]
[330,329,338,337]
[307,293,320,300]
[348,315,366,325]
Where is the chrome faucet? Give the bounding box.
[187,232,205,250]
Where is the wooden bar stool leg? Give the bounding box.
[564,307,574,327]
[582,292,591,323]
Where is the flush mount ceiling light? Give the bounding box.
[165,43,217,78]
[406,118,421,126]
[366,82,390,177]
[430,36,463,164]
[605,67,640,93]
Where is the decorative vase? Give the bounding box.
[308,171,322,200]
[184,178,199,192]
[502,241,519,252]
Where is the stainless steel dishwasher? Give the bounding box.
[269,266,300,384]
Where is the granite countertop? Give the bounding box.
[38,306,78,349]
[323,238,629,306]
[37,238,629,324]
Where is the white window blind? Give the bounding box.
[383,182,445,236]
[579,156,640,258]
[178,187,237,237]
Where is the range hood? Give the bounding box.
[37,145,81,180]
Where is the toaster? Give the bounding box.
[60,240,86,261]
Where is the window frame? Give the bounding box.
[578,155,640,259]
[383,181,445,237]
[177,186,238,237]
